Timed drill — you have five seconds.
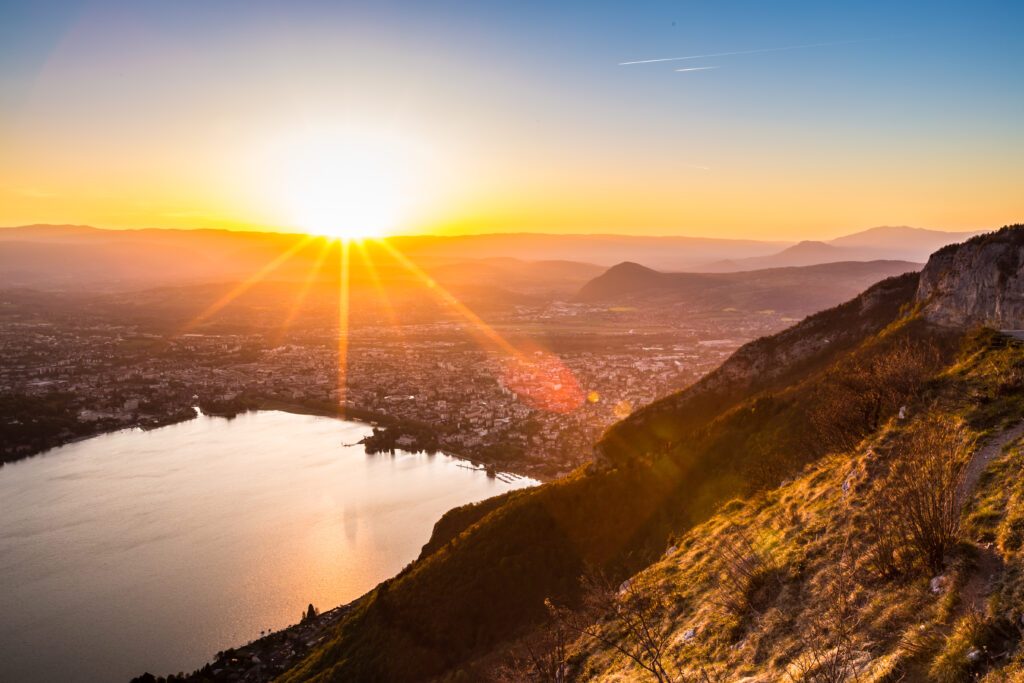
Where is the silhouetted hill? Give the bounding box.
[575,259,921,316]
[698,240,850,271]
[571,261,665,298]
[771,239,847,263]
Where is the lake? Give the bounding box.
[0,410,535,682]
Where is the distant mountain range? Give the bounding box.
[0,223,982,291]
[574,259,922,316]
[696,226,980,271]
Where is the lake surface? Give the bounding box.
[0,410,534,682]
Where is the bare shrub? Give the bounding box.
[547,571,725,683]
[547,570,680,683]
[491,620,570,682]
[709,528,780,618]
[861,493,913,579]
[867,416,975,575]
[807,339,942,455]
[788,536,865,683]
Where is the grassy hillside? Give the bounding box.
[277,271,979,682]
[566,328,1024,681]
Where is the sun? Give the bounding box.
[280,132,414,241]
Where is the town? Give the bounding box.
[0,286,796,478]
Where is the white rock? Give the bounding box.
[917,230,1024,328]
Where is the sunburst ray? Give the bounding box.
[178,234,316,335]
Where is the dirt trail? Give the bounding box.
[957,420,1024,510]
[956,420,1024,616]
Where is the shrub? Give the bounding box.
[928,611,1020,682]
[867,416,975,575]
[787,536,866,683]
[546,570,680,683]
[709,528,781,619]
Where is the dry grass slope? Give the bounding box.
[566,330,1024,682]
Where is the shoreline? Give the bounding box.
[1,408,201,468]
[203,397,549,481]
[5,397,551,482]
[132,600,358,683]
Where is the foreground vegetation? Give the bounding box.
[560,327,1024,681]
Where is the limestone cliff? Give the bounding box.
[917,225,1024,328]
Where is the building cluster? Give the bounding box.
[0,294,790,477]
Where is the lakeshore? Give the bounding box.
[0,410,535,682]
[7,395,554,481]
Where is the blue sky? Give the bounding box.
[1,0,1021,237]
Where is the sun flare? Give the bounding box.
[279,132,415,241]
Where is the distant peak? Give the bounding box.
[859,225,919,234]
[778,240,838,254]
[608,260,654,271]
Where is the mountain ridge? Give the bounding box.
[696,226,982,272]
[916,224,1024,328]
[574,259,922,317]
[0,224,979,279]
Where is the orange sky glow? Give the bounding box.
[2,2,1021,241]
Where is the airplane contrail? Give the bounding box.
[619,39,870,66]
[675,66,719,73]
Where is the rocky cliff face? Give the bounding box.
[917,225,1024,328]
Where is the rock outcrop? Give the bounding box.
[916,225,1024,328]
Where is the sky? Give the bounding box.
[1,0,1022,240]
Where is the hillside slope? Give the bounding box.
[279,276,943,681]
[571,327,1024,681]
[271,225,1024,682]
